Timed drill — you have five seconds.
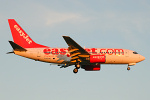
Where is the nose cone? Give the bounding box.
[140,55,145,61]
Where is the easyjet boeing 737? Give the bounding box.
[7,19,145,73]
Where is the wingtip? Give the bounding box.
[62,36,71,39]
[62,36,69,37]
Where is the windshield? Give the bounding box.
[133,51,138,54]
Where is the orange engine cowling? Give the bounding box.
[90,55,105,63]
[81,65,100,71]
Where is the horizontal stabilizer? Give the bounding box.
[9,41,27,51]
[6,51,14,54]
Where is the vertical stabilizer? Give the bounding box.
[8,19,48,48]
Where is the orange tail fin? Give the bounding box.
[8,19,48,48]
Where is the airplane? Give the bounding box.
[7,19,145,73]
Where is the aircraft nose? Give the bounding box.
[139,55,145,61]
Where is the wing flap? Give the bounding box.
[70,52,81,57]
[78,55,90,58]
[68,49,79,53]
[71,56,79,61]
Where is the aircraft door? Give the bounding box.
[37,50,41,57]
[125,50,129,57]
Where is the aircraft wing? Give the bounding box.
[63,36,90,63]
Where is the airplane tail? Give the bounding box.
[8,19,48,48]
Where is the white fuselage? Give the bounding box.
[14,48,145,65]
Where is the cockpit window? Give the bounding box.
[133,51,138,54]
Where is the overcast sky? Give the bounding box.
[0,0,150,100]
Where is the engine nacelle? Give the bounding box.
[81,65,100,71]
[90,55,105,63]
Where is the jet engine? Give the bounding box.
[90,55,105,63]
[81,65,100,71]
